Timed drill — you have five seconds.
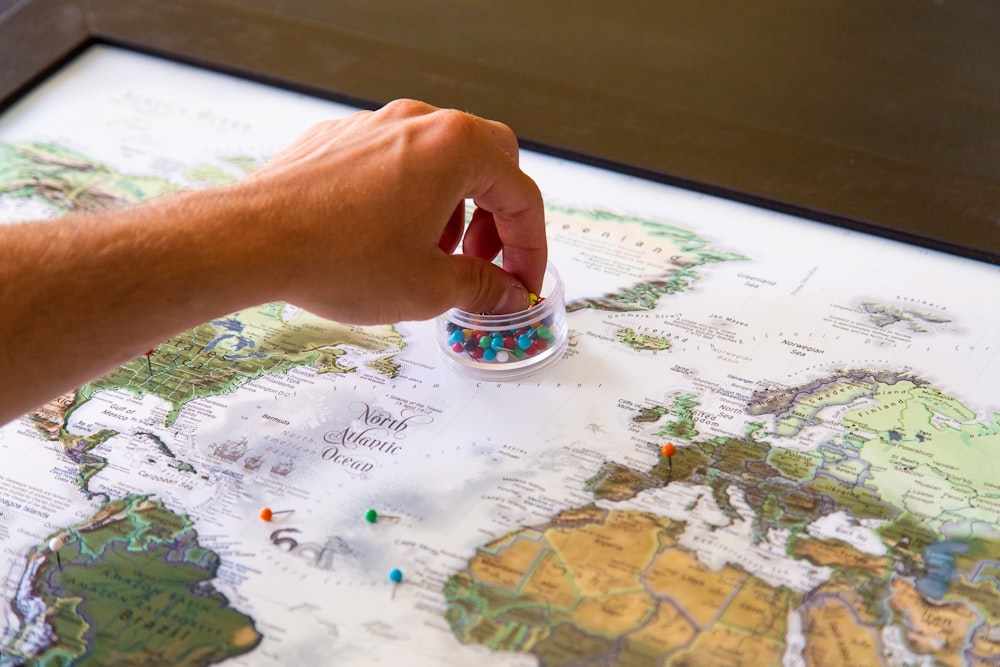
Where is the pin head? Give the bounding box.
[364,509,378,523]
[389,568,403,583]
[49,535,66,552]
[661,443,676,458]
[258,507,293,522]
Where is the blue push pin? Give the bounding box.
[389,568,403,599]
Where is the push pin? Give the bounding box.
[364,508,400,524]
[661,442,677,475]
[49,535,66,570]
[259,507,294,522]
[389,568,403,599]
[144,348,154,376]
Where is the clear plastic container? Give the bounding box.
[437,263,568,381]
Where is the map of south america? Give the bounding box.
[5,496,260,666]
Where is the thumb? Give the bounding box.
[449,254,531,315]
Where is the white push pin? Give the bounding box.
[49,535,66,571]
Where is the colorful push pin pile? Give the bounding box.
[445,318,556,365]
[661,442,677,474]
[259,507,294,522]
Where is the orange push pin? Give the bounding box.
[661,443,677,475]
[259,507,294,522]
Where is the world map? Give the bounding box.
[2,45,1000,667]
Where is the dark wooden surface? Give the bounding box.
[2,0,998,262]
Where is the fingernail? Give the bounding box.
[494,283,529,314]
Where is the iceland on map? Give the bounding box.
[1,45,999,667]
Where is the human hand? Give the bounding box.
[233,99,547,324]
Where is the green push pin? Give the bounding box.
[364,508,400,524]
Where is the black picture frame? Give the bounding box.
[2,0,998,264]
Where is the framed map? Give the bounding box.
[2,33,1000,667]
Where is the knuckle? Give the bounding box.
[380,98,436,117]
[425,108,480,153]
[433,108,477,134]
[492,119,517,143]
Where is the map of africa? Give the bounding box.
[2,45,1000,667]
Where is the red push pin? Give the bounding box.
[259,507,294,522]
[661,442,677,475]
[144,348,154,376]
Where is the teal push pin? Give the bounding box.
[389,567,403,599]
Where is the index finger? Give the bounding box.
[463,123,547,294]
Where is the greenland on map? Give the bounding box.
[1,45,1000,667]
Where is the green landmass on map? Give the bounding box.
[26,304,405,499]
[81,306,404,427]
[616,327,673,351]
[446,369,1000,665]
[2,495,260,666]
[0,142,178,212]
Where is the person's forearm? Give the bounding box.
[0,188,270,424]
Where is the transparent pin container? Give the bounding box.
[437,262,568,381]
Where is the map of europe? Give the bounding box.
[2,45,1000,667]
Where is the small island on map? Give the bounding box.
[859,301,951,332]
